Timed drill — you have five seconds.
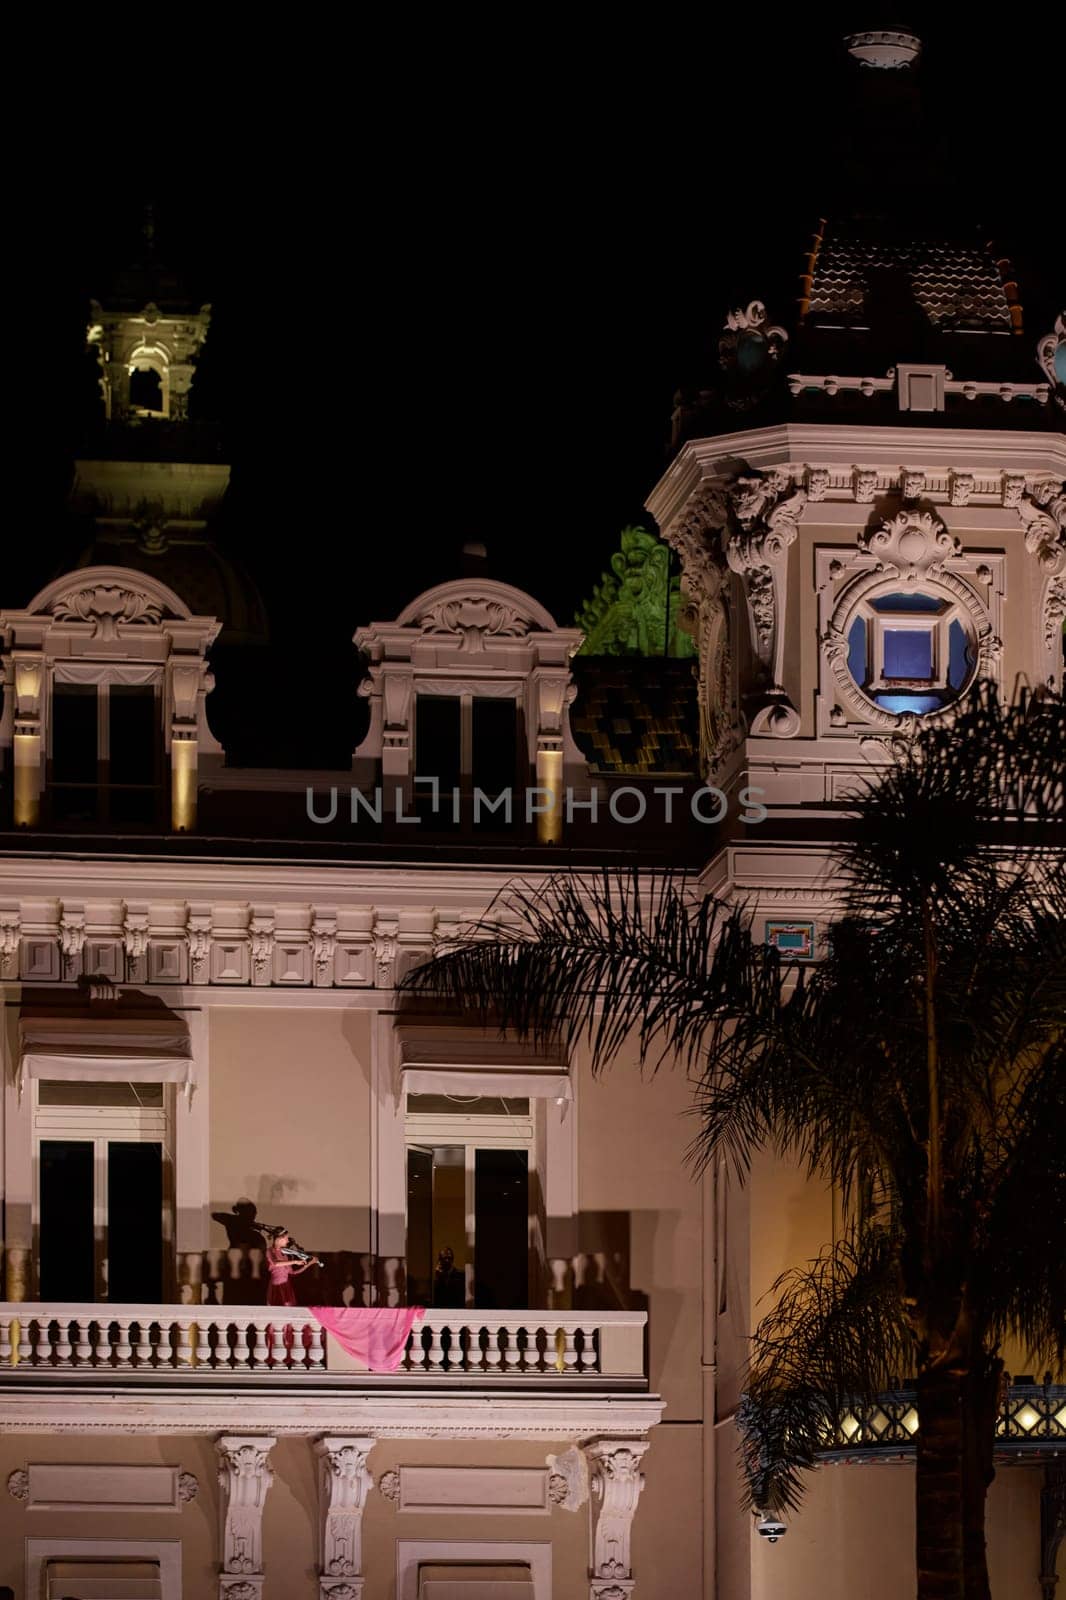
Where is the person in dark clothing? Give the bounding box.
[432,1245,465,1307]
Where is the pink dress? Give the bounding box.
[266,1248,297,1308]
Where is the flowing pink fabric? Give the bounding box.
[311,1307,424,1373]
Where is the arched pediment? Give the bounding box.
[26,564,196,636]
[396,578,560,640]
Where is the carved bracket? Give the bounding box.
[315,1436,374,1595]
[725,471,807,726]
[583,1437,649,1594]
[216,1435,276,1594]
[661,488,739,774]
[1016,483,1066,577]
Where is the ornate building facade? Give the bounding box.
[0,30,1063,1600]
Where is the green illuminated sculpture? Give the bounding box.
[575,526,695,657]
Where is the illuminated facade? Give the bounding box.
[0,35,1063,1600]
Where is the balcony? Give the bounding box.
[0,1304,647,1385]
[819,1384,1066,1464]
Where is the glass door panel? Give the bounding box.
[39,1140,95,1301]
[107,1141,164,1301]
[474,1148,529,1309]
[406,1145,434,1306]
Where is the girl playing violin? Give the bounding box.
[265,1229,320,1307]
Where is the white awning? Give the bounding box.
[402,1066,571,1100]
[396,1021,570,1101]
[18,998,193,1094]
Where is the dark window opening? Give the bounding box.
[474,1148,529,1309]
[39,1140,95,1302]
[129,365,164,412]
[107,1141,164,1301]
[472,697,519,830]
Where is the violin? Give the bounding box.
[279,1241,324,1269]
[263,1224,323,1269]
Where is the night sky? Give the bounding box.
[9,17,1059,764]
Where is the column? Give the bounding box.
[216,1435,276,1600]
[168,660,203,832]
[315,1436,375,1599]
[582,1437,650,1599]
[12,657,43,827]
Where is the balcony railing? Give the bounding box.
[0,1305,647,1384]
[819,1384,1066,1462]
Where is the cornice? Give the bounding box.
[0,855,545,905]
[646,425,1066,533]
[0,1387,664,1439]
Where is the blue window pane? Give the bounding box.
[847,616,867,685]
[870,591,943,614]
[883,630,932,679]
[873,693,945,715]
[948,619,973,689]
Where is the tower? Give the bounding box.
[0,218,259,834]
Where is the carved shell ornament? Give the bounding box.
[50,583,164,641]
[417,595,531,651]
[857,510,960,579]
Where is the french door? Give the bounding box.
[405,1098,535,1310]
[34,1081,173,1303]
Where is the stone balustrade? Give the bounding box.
[0,1305,647,1382]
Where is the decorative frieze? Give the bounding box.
[0,897,501,991]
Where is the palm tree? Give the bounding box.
[403,683,1066,1600]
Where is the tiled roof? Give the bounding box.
[800,223,1021,334]
[570,658,700,775]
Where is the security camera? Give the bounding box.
[756,1513,787,1543]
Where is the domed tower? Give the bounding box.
[71,215,267,649]
[1,218,265,833]
[649,29,1064,823]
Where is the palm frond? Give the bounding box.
[738,1230,914,1513]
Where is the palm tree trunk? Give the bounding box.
[961,1360,1002,1600]
[916,1365,966,1600]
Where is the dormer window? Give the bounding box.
[1,565,222,831]
[50,680,161,826]
[846,588,976,715]
[413,693,521,827]
[354,578,586,841]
